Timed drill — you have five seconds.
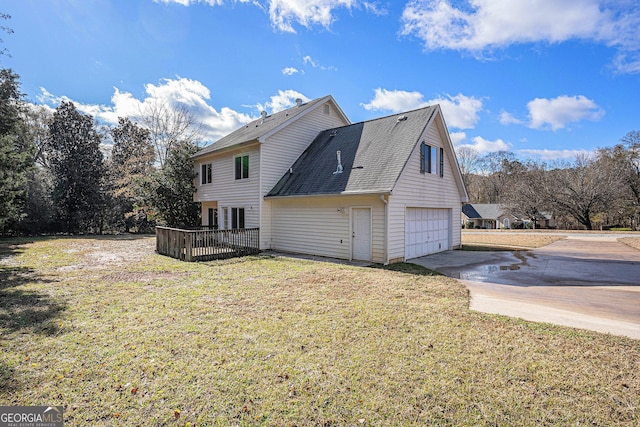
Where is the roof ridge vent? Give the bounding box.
[397,115,408,122]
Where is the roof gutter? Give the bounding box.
[264,190,391,200]
[191,139,260,160]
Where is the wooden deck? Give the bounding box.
[156,226,260,261]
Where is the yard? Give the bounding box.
[1,236,638,426]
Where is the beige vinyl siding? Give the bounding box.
[259,102,349,249]
[270,195,385,263]
[388,119,463,261]
[194,144,261,229]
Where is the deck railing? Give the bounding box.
[156,226,260,262]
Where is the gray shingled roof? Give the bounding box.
[266,105,437,197]
[463,204,505,219]
[193,96,334,159]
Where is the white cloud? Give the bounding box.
[362,1,387,15]
[400,0,640,73]
[255,89,309,113]
[153,0,233,6]
[518,148,595,161]
[37,77,254,143]
[499,111,523,125]
[282,67,302,75]
[268,0,356,32]
[303,55,337,71]
[527,95,604,130]
[457,136,510,154]
[361,88,425,113]
[154,0,386,34]
[449,131,467,146]
[361,88,483,129]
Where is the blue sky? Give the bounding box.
[3,0,639,160]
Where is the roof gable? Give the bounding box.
[192,95,347,159]
[266,106,438,197]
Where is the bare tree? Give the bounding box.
[477,151,518,203]
[137,103,203,168]
[538,155,620,230]
[455,146,479,190]
[23,104,53,168]
[597,131,640,229]
[502,160,547,228]
[0,13,13,59]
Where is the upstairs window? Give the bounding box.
[420,143,430,174]
[430,146,437,175]
[420,142,443,178]
[201,163,212,184]
[235,155,249,180]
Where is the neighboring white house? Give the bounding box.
[192,95,469,264]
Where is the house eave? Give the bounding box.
[191,139,260,160]
[264,190,391,200]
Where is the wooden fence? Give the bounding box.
[156,226,260,262]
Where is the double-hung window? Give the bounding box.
[420,142,444,178]
[235,155,249,180]
[420,143,430,174]
[201,163,212,185]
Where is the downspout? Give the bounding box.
[380,194,389,265]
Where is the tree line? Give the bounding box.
[2,63,638,235]
[0,69,201,235]
[458,137,640,230]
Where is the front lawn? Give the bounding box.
[462,232,566,249]
[1,236,638,426]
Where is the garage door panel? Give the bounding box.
[405,208,450,259]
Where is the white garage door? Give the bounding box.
[405,208,450,259]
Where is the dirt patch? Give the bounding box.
[56,236,155,271]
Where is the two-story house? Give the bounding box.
[192,95,468,264]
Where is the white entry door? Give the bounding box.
[352,208,371,261]
[405,208,450,259]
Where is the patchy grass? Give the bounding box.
[372,262,444,276]
[619,237,640,251]
[462,232,565,249]
[1,236,639,426]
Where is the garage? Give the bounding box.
[405,208,451,259]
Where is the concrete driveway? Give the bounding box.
[410,233,640,339]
